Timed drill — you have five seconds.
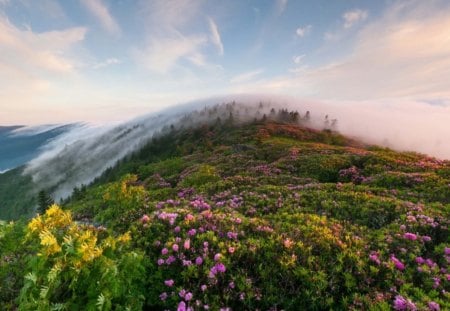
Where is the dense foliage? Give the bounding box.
[1,116,449,310]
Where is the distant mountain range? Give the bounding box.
[0,124,74,172]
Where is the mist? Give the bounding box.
[23,95,450,201]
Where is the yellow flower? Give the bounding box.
[39,229,62,255]
[28,216,44,233]
[117,232,131,243]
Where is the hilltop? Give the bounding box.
[0,107,449,310]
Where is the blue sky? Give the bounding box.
[1,0,450,125]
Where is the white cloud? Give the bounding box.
[293,54,305,64]
[93,57,120,69]
[208,17,224,56]
[134,34,207,74]
[296,25,312,37]
[230,69,264,84]
[343,9,368,28]
[80,0,120,35]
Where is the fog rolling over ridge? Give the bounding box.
[23,96,450,201]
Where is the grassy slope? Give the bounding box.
[1,119,449,310]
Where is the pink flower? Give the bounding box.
[228,247,235,254]
[422,235,431,242]
[403,232,417,241]
[141,214,150,223]
[184,239,191,250]
[185,292,193,301]
[173,244,179,252]
[369,252,380,265]
[159,292,168,301]
[177,301,186,311]
[185,214,194,221]
[188,229,197,236]
[428,301,440,311]
[445,247,450,255]
[214,253,221,261]
[195,257,203,265]
[174,226,181,233]
[393,295,416,310]
[157,258,164,265]
[415,257,425,264]
[201,284,207,291]
[164,279,174,287]
[391,256,405,271]
[161,248,169,255]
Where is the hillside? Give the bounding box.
[0,114,449,310]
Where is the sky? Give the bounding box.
[1,0,450,125]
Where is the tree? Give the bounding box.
[37,190,54,215]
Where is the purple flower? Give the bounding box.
[404,232,417,241]
[369,252,380,265]
[422,235,432,242]
[227,231,238,239]
[415,257,425,264]
[157,258,164,266]
[391,256,405,271]
[185,292,193,301]
[174,226,181,233]
[229,281,235,289]
[215,263,226,273]
[177,301,186,311]
[201,284,207,291]
[214,253,221,261]
[173,244,179,252]
[188,228,197,236]
[166,255,176,265]
[164,279,174,287]
[445,247,450,255]
[179,289,186,298]
[195,257,203,265]
[159,292,168,301]
[428,301,440,311]
[393,295,416,311]
[161,248,169,255]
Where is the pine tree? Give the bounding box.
[37,190,54,215]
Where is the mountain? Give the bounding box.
[0,103,448,310]
[0,124,74,172]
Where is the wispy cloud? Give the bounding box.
[343,9,368,28]
[80,0,120,35]
[208,17,224,56]
[230,69,264,84]
[93,57,120,69]
[296,25,312,37]
[293,54,305,64]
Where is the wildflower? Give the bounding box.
[214,253,221,261]
[182,260,192,266]
[185,214,195,221]
[215,263,226,273]
[185,292,193,301]
[157,258,164,265]
[228,247,235,254]
[229,281,235,289]
[283,238,294,249]
[428,301,440,311]
[173,244,179,252]
[391,255,405,271]
[404,232,417,241]
[195,257,203,265]
[174,226,181,233]
[188,229,197,236]
[164,279,174,287]
[227,231,238,239]
[161,248,169,255]
[400,225,406,231]
[203,242,209,248]
[166,255,176,265]
[178,301,187,311]
[201,284,207,291]
[159,292,168,301]
[179,289,186,298]
[369,252,381,265]
[393,295,416,310]
[141,214,150,223]
[445,247,450,255]
[415,257,425,264]
[422,235,432,242]
[184,239,191,250]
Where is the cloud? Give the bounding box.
[296,25,312,37]
[134,34,207,74]
[133,0,220,74]
[343,9,368,29]
[80,0,120,35]
[293,54,305,64]
[0,16,86,74]
[230,69,264,84]
[208,17,224,55]
[93,57,120,69]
